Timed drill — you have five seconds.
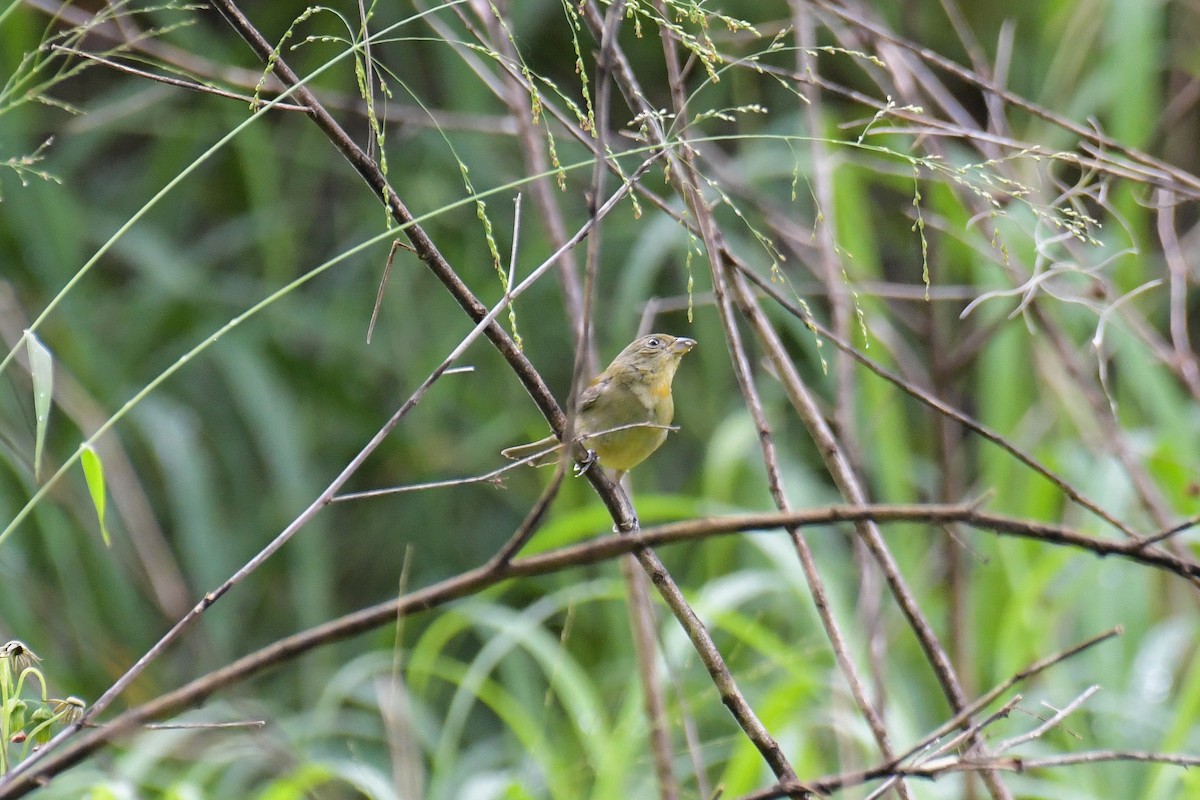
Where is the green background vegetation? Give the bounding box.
[1,0,1199,797]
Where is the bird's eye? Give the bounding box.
[646,337,661,348]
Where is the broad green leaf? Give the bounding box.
[24,330,52,482]
[80,446,110,547]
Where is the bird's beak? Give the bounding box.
[671,337,697,355]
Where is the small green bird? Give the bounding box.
[502,333,696,481]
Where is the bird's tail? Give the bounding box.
[500,434,563,467]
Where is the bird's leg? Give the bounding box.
[573,449,598,477]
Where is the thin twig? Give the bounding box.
[789,7,905,795]
[618,0,799,784]
[487,460,569,568]
[49,45,310,110]
[1155,189,1200,397]
[735,263,1143,541]
[993,685,1100,755]
[585,3,679,797]
[465,5,588,342]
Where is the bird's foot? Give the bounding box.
[573,449,598,477]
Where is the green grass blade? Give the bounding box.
[23,330,52,482]
[80,446,109,547]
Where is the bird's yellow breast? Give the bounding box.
[576,368,674,473]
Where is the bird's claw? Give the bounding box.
[573,449,598,477]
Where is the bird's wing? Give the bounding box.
[577,374,610,413]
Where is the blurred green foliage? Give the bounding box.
[1,0,1199,797]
